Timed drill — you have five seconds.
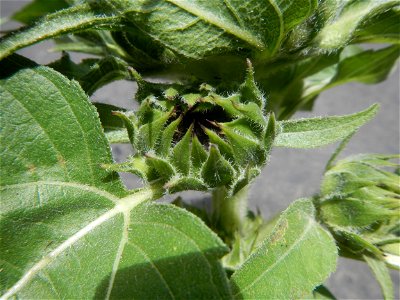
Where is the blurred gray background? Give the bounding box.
[1,1,399,299]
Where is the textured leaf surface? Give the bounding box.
[274,104,378,148]
[312,0,399,50]
[0,61,230,298]
[230,199,337,299]
[0,0,321,60]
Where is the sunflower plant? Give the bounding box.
[0,0,399,299]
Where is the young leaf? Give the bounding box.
[0,60,231,299]
[230,199,337,299]
[79,56,130,95]
[274,104,379,148]
[312,0,399,50]
[364,255,394,300]
[353,8,400,44]
[329,45,400,86]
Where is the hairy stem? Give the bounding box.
[212,185,250,242]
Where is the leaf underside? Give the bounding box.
[0,58,230,299]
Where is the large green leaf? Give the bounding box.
[230,199,337,299]
[0,0,320,61]
[274,104,378,148]
[0,58,231,298]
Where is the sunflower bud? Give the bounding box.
[318,154,399,267]
[108,61,276,194]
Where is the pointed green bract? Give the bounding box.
[138,110,171,152]
[165,177,207,194]
[220,123,265,166]
[191,135,208,170]
[201,145,235,188]
[203,127,235,161]
[145,155,175,181]
[113,111,137,146]
[172,126,192,175]
[238,60,264,107]
[157,116,182,157]
[230,199,338,299]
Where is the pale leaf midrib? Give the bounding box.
[126,240,176,299]
[1,188,153,299]
[1,180,119,204]
[105,212,130,300]
[233,218,314,296]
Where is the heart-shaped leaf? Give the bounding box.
[0,57,231,299]
[230,199,337,299]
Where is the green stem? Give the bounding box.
[212,184,250,242]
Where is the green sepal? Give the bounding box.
[231,168,252,195]
[156,116,182,157]
[145,154,176,181]
[238,59,264,108]
[222,118,260,140]
[138,109,171,152]
[219,123,265,166]
[165,177,208,194]
[191,135,208,170]
[202,126,234,161]
[172,124,192,175]
[232,101,266,127]
[213,94,242,117]
[163,87,179,100]
[112,111,137,146]
[320,197,397,228]
[201,144,235,188]
[181,93,202,108]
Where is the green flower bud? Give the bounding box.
[109,61,277,194]
[318,154,399,267]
